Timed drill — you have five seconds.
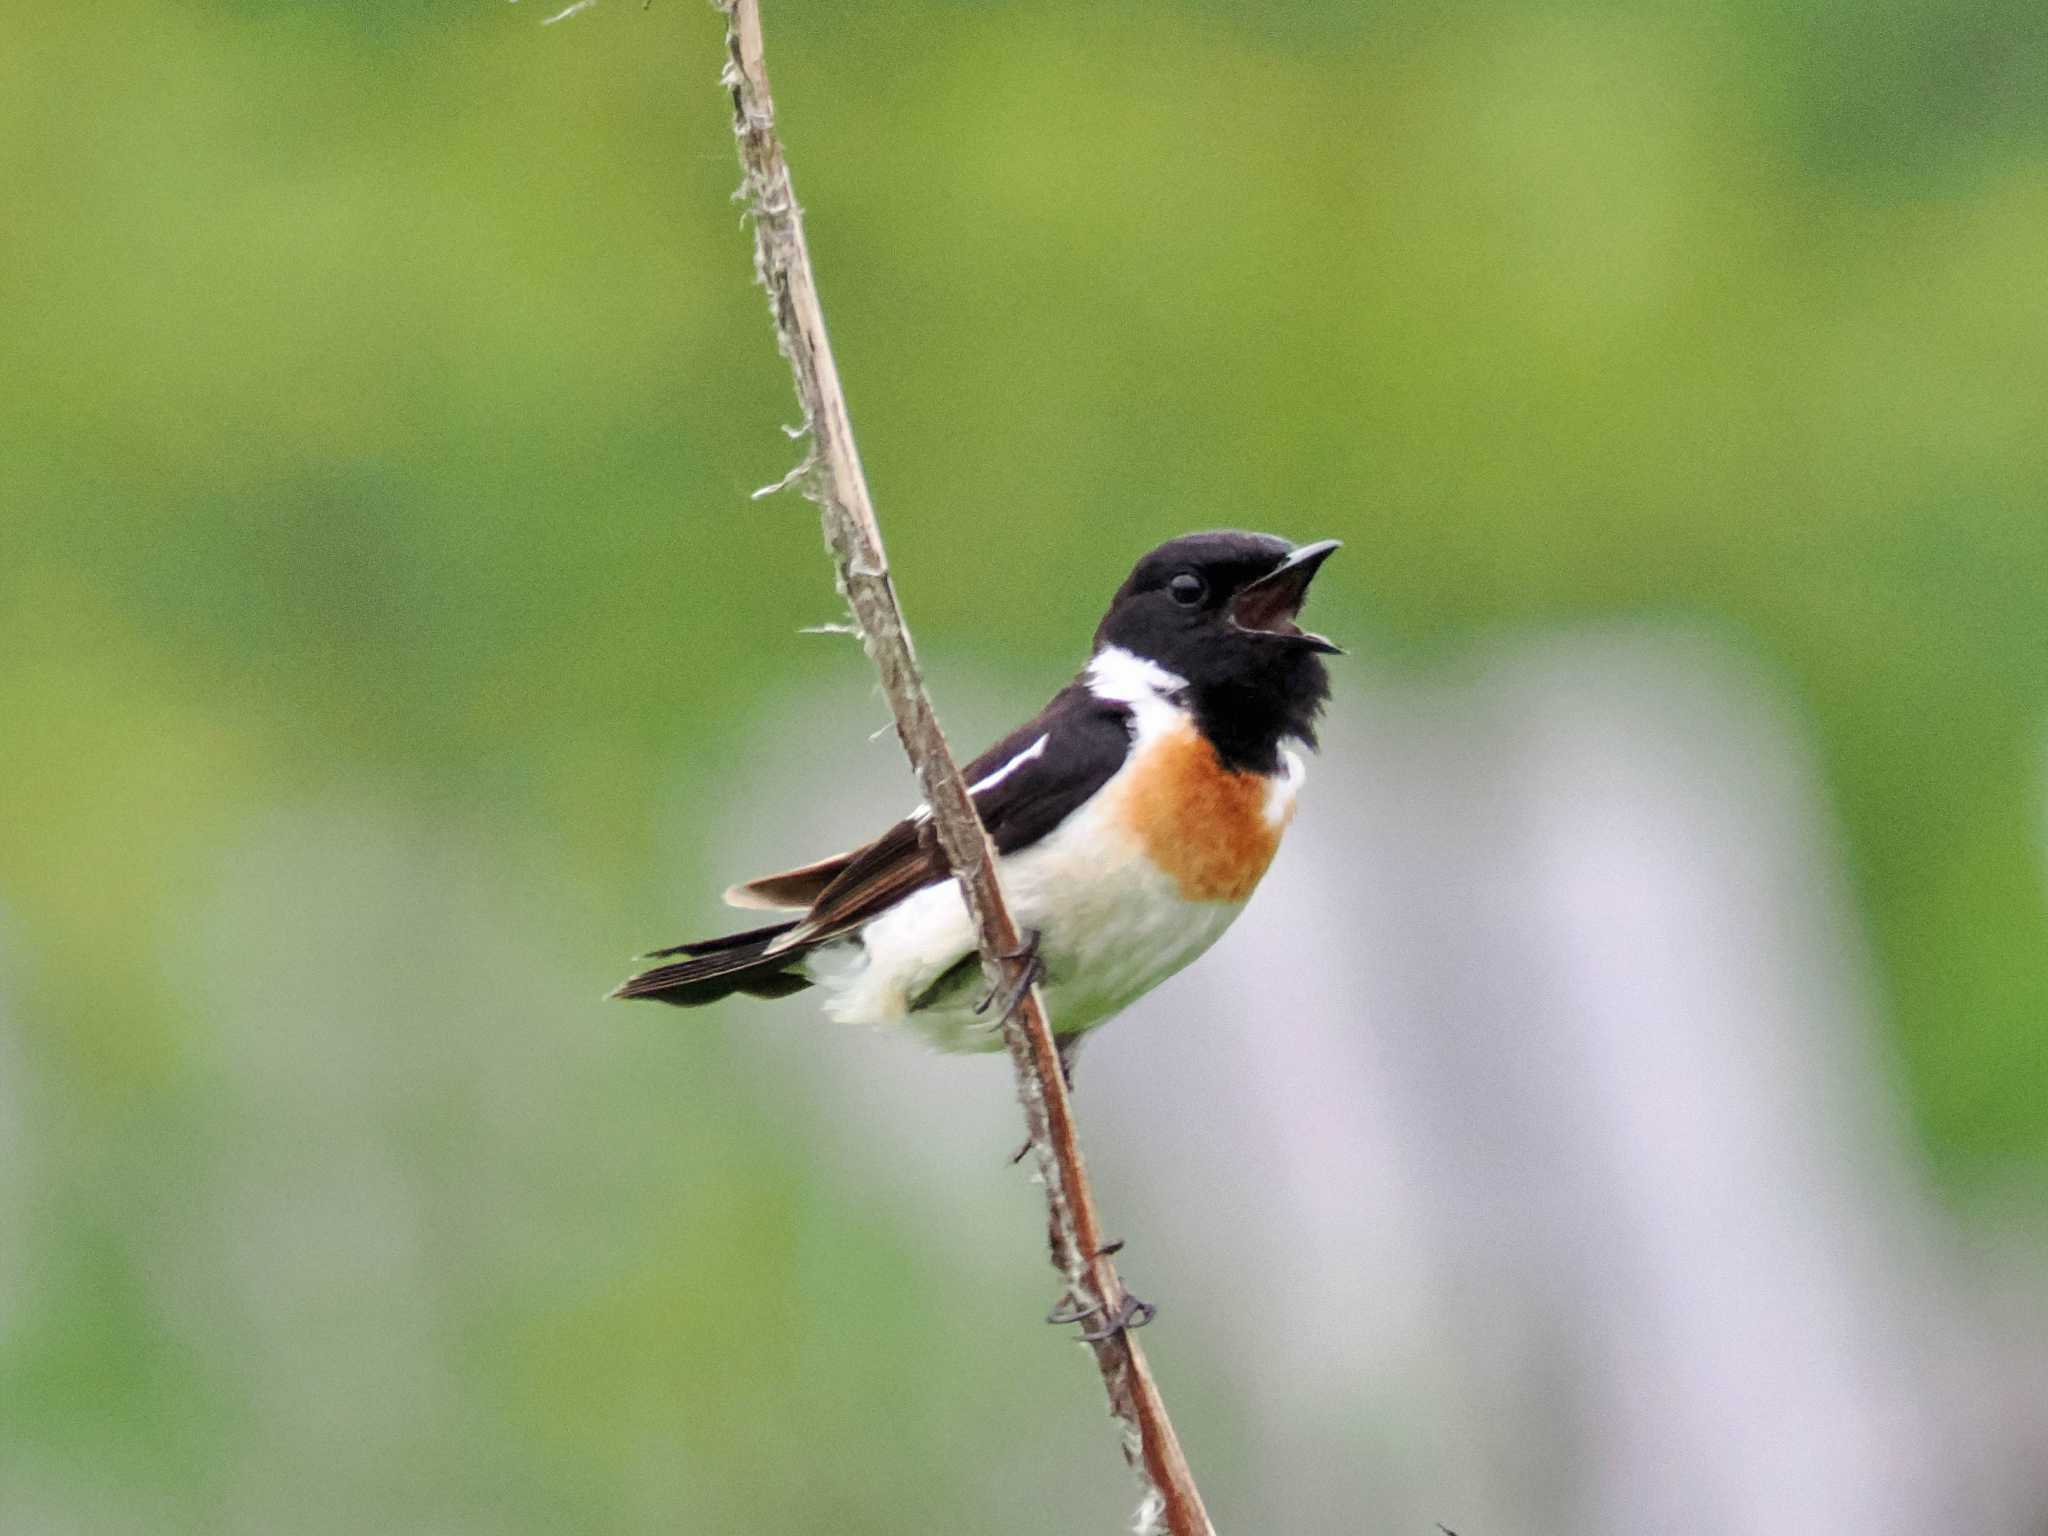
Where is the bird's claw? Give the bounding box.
[1046,1288,1155,1342]
[1088,1292,1156,1341]
[974,927,1045,1027]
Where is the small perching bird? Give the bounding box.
[613,531,1340,1074]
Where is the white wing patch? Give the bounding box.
[969,733,1047,795]
[907,732,1049,822]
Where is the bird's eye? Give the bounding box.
[1167,572,1206,607]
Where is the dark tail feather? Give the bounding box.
[638,919,798,962]
[610,919,815,1008]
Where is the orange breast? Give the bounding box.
[1115,720,1290,902]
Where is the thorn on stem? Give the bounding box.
[752,457,812,500]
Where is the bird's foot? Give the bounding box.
[1047,1286,1156,1343]
[974,927,1045,1027]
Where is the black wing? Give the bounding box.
[614,685,1133,1005]
[769,683,1133,950]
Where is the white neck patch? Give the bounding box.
[1085,646,1188,706]
[1086,645,1191,745]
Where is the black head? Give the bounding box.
[1091,531,1340,773]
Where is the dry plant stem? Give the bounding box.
[715,3,1215,1532]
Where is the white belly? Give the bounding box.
[804,782,1251,1051]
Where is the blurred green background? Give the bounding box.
[4,0,2046,1530]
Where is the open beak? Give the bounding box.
[1228,539,1342,653]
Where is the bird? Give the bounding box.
[611,530,1340,1082]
